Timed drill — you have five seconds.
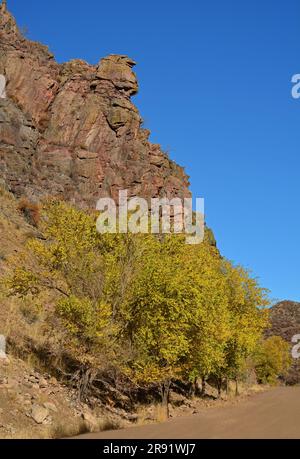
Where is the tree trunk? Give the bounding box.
[160,380,171,418]
[201,377,207,397]
[235,377,239,397]
[189,378,199,398]
[217,377,222,398]
[225,377,229,395]
[188,381,195,398]
[195,377,201,397]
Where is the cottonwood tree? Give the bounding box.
[254,336,292,385]
[221,262,270,395]
[181,243,230,397]
[6,201,134,368]
[121,235,193,417]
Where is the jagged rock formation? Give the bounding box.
[0,3,190,207]
[267,301,300,384]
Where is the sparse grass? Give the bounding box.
[51,419,91,439]
[0,189,35,270]
[98,418,123,432]
[50,417,123,439]
[155,404,168,423]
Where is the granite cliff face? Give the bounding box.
[267,301,300,384]
[0,3,190,207]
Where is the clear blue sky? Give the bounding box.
[7,0,300,303]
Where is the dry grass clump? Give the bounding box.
[17,198,40,227]
[51,417,123,439]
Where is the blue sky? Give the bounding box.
[8,0,300,303]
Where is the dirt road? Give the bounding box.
[78,387,300,439]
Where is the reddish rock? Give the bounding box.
[0,5,191,207]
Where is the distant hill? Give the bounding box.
[268,301,300,384]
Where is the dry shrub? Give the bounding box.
[51,417,122,439]
[51,419,90,439]
[17,198,40,227]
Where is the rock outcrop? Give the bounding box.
[0,3,190,208]
[267,301,300,384]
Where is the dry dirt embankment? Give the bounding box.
[78,387,300,440]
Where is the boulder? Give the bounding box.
[30,405,49,424]
[43,402,58,413]
[0,335,7,360]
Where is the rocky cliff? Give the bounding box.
[267,301,300,384]
[0,2,191,208]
